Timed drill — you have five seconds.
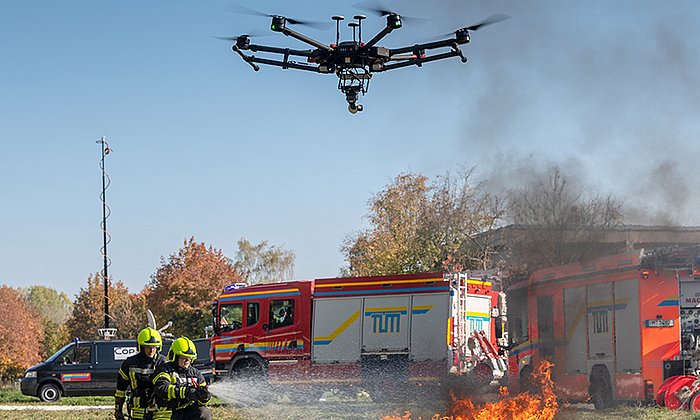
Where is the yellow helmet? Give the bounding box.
[168,337,197,362]
[137,327,163,352]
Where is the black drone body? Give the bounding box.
[224,10,507,113]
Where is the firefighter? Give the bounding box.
[115,327,166,420]
[152,336,212,420]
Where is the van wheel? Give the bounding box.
[39,383,61,402]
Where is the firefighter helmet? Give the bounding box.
[137,327,163,352]
[168,336,197,362]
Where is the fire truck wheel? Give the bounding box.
[519,365,535,394]
[589,367,614,410]
[230,357,265,380]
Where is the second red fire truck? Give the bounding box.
[507,246,700,409]
[209,271,508,398]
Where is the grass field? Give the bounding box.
[2,403,700,420]
[4,385,700,419]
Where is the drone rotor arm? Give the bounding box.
[381,49,463,71]
[278,26,333,52]
[241,54,325,73]
[247,43,315,57]
[389,39,455,56]
[363,25,395,49]
[389,54,417,61]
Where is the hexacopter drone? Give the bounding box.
[220,5,508,113]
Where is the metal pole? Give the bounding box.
[97,137,111,330]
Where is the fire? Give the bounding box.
[383,361,557,420]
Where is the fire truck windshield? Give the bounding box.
[220,303,243,331]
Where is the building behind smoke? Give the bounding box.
[482,224,700,286]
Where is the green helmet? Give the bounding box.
[137,327,163,352]
[168,336,197,362]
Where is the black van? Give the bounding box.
[21,339,140,402]
[21,338,214,402]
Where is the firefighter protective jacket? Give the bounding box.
[115,351,166,419]
[152,361,211,419]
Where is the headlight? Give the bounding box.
[24,371,37,378]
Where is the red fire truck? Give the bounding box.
[209,271,508,398]
[507,246,700,409]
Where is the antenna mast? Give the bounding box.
[96,137,112,332]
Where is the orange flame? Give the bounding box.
[383,361,557,420]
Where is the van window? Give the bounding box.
[220,303,243,332]
[62,345,92,365]
[247,302,260,327]
[269,299,294,329]
[46,343,72,363]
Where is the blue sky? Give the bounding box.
[2,0,700,297]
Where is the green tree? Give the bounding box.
[148,237,242,338]
[0,285,44,380]
[66,273,143,341]
[24,285,72,323]
[342,170,503,276]
[24,286,73,359]
[233,238,296,284]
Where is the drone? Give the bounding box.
[220,6,509,113]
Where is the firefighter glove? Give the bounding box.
[185,386,199,401]
[196,385,211,402]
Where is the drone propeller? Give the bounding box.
[353,0,428,25]
[214,28,272,42]
[420,13,510,41]
[464,13,511,31]
[229,4,331,30]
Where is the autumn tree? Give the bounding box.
[342,170,503,277]
[24,285,73,359]
[148,237,242,338]
[66,273,144,341]
[503,166,623,272]
[233,238,296,284]
[0,285,44,380]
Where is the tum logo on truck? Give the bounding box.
[365,307,408,334]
